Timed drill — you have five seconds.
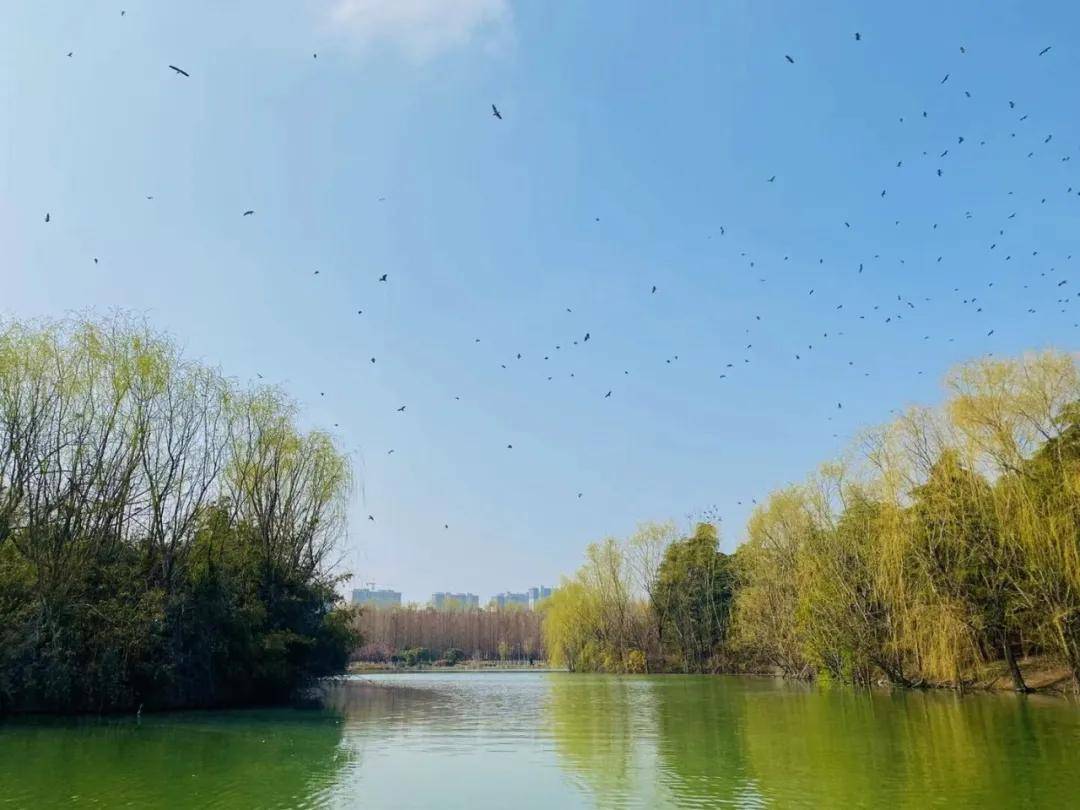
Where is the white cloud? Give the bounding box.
[326,0,512,62]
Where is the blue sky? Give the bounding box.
[3,1,1078,603]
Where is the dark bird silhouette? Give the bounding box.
[378,274,388,282]
[1039,46,1052,56]
[396,405,406,412]
[785,54,795,63]
[44,212,50,223]
[767,175,776,182]
[604,391,611,398]
[243,210,254,216]
[940,73,949,84]
[651,285,656,293]
[584,333,590,342]
[492,104,502,119]
[854,32,861,41]
[368,515,375,521]
[168,65,189,77]
[506,444,513,449]
[67,51,73,57]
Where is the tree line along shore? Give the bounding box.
[4,315,1080,713]
[542,351,1080,694]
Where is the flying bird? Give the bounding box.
[378,274,388,282]
[396,405,406,412]
[854,32,861,41]
[168,65,189,77]
[44,213,50,223]
[492,104,502,120]
[785,54,795,63]
[243,210,254,216]
[1039,46,1052,56]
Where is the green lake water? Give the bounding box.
[2,672,1079,808]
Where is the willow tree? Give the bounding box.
[948,352,1080,687]
[795,473,907,686]
[542,535,653,672]
[731,487,813,677]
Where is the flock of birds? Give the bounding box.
[38,15,1077,535]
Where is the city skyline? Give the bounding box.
[353,583,554,608]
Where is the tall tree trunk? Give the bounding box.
[1002,634,1029,693]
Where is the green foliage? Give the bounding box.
[544,524,730,674]
[549,352,1080,690]
[397,647,433,667]
[0,316,358,713]
[732,351,1080,690]
[653,523,735,672]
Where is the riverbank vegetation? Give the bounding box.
[354,604,545,665]
[544,350,1080,693]
[0,316,358,713]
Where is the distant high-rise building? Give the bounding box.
[351,587,402,609]
[527,586,554,609]
[488,586,554,610]
[491,591,530,609]
[430,592,480,610]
